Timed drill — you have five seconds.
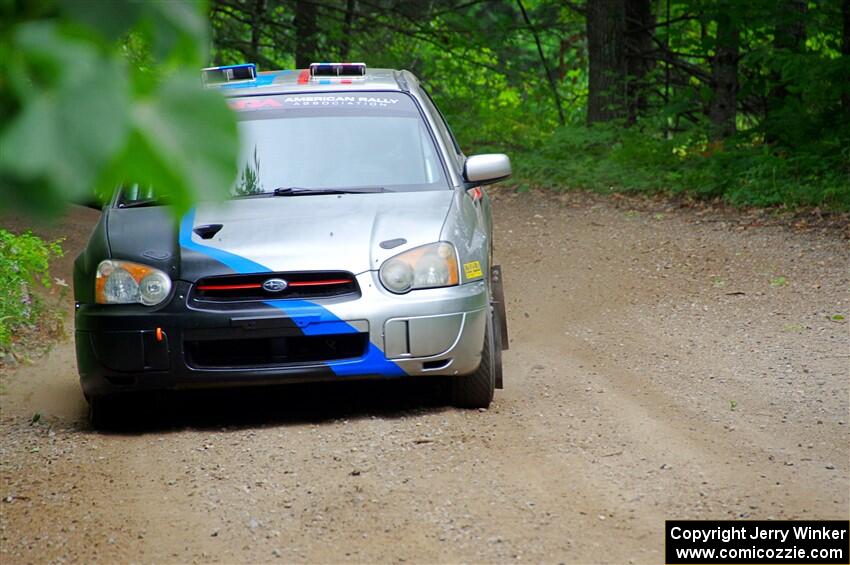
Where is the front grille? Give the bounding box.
[185,333,368,369]
[192,271,359,302]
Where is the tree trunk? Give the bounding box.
[250,0,267,63]
[587,0,627,124]
[774,0,806,51]
[624,0,654,124]
[395,0,435,20]
[340,0,356,60]
[843,0,850,111]
[768,0,806,130]
[708,11,739,141]
[294,0,319,69]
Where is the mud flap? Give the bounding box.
[491,265,508,390]
[491,265,509,350]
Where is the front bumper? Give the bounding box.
[75,271,487,397]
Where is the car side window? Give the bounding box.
[117,183,155,205]
[419,87,464,172]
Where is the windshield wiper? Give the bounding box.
[272,186,386,197]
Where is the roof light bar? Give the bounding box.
[202,63,257,85]
[309,62,367,77]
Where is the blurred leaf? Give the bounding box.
[100,75,237,214]
[60,0,146,40]
[60,0,207,62]
[0,22,130,210]
[145,0,209,64]
[1,1,236,218]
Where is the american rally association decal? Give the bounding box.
[463,261,483,279]
[282,95,401,107]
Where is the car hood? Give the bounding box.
[178,190,454,278]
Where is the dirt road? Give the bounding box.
[1,191,848,563]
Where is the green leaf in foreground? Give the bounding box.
[1,2,237,218]
[99,75,238,214]
[770,276,787,288]
[0,22,130,213]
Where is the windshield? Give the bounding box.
[231,92,449,195]
[115,91,450,207]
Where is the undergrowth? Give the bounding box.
[0,230,64,357]
[465,122,850,211]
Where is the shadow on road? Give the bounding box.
[93,378,454,435]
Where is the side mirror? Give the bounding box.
[463,154,512,185]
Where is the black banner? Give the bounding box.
[666,520,849,564]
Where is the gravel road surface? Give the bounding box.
[1,191,847,563]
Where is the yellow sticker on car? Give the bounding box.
[463,260,483,279]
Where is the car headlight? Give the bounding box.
[379,242,459,294]
[96,260,172,306]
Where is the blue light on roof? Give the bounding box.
[201,63,257,85]
[219,70,289,89]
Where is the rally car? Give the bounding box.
[74,63,511,427]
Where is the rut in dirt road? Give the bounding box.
[1,192,847,564]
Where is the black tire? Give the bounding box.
[452,309,496,408]
[88,395,118,431]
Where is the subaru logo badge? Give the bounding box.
[262,278,288,292]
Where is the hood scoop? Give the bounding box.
[193,223,223,240]
[380,238,407,250]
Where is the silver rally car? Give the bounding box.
[74,63,511,426]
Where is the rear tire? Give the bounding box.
[451,309,496,409]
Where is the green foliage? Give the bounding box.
[2,0,847,217]
[216,0,841,211]
[0,0,239,217]
[235,146,263,196]
[501,122,850,209]
[0,230,64,352]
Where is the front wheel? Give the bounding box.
[451,309,496,408]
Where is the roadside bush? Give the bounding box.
[494,122,850,211]
[0,230,64,354]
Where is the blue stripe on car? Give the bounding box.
[179,209,405,377]
[180,210,270,273]
[261,299,404,377]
